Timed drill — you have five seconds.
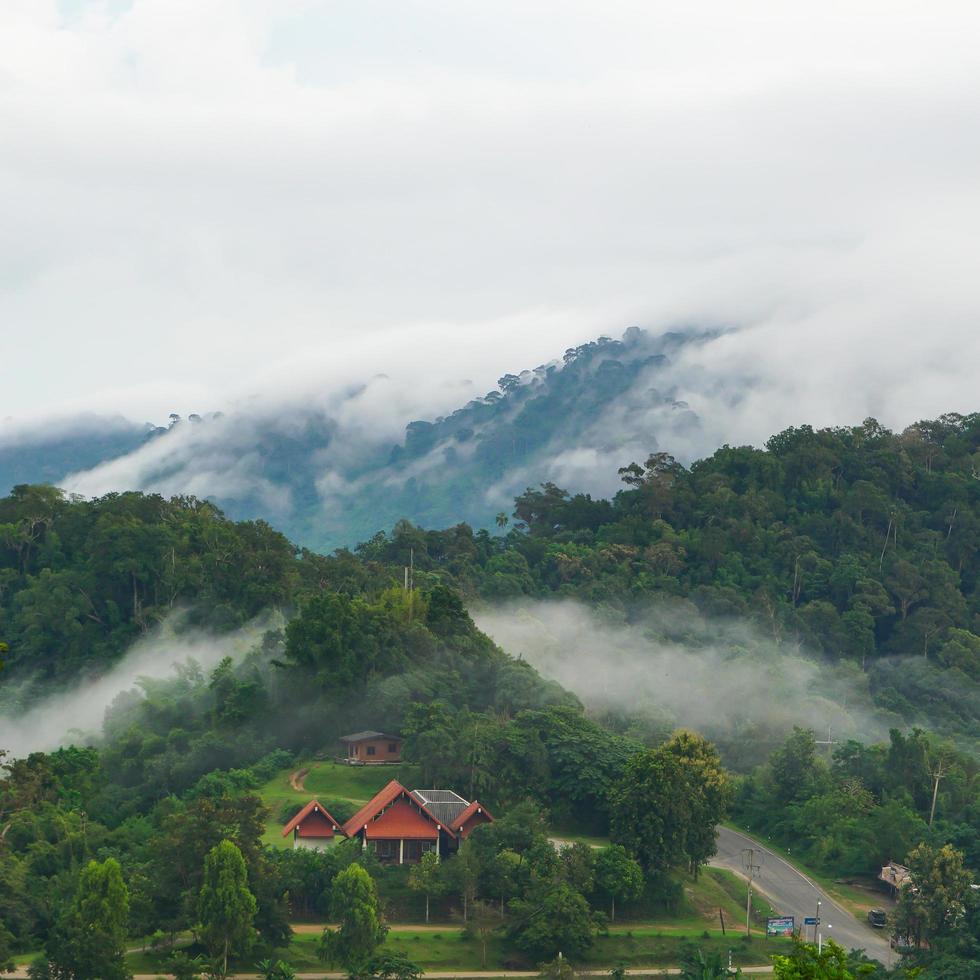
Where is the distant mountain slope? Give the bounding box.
[0,416,160,497]
[1,329,716,550]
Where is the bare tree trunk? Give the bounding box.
[879,518,893,571]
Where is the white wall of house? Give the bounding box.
[293,834,338,851]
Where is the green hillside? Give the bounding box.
[1,411,978,977]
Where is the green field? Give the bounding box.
[256,760,422,848]
[125,926,786,974]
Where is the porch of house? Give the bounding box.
[369,837,438,865]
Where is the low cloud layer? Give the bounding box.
[473,599,892,764]
[0,613,274,759]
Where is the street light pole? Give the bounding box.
[814,899,821,944]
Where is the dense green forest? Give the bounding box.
[360,413,980,748]
[0,410,978,977]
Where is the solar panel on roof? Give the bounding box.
[414,790,468,804]
[411,789,470,826]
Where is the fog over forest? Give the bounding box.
[473,599,897,767]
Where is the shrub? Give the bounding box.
[278,801,305,823]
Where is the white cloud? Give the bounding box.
[0,0,978,445]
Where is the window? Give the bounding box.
[388,743,398,753]
[376,840,396,859]
[366,745,376,756]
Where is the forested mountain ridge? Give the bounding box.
[360,412,980,750]
[1,411,978,747]
[0,328,713,552]
[0,486,301,705]
[1,414,978,978]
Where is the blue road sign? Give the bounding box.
[804,917,819,926]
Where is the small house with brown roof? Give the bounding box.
[281,800,347,851]
[340,730,404,764]
[340,779,494,864]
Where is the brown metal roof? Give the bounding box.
[339,731,402,743]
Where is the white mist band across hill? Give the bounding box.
[0,613,277,760]
[473,599,891,759]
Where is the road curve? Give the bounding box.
[709,826,892,965]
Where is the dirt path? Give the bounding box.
[289,767,310,792]
[292,923,456,933]
[290,922,733,935]
[9,969,775,979]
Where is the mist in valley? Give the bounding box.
[473,599,895,769]
[0,613,276,760]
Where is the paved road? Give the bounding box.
[710,827,892,965]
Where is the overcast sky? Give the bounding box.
[2,1,979,434]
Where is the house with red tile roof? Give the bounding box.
[281,799,348,851]
[339,779,494,864]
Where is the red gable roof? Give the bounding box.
[282,799,347,839]
[342,779,453,840]
[450,799,495,838]
[343,780,406,837]
[365,798,439,840]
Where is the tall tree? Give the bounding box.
[408,851,443,924]
[319,864,387,979]
[47,857,131,980]
[663,731,731,875]
[444,844,481,922]
[594,845,644,921]
[509,882,596,961]
[197,839,258,976]
[894,843,975,947]
[611,740,724,874]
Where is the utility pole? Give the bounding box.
[408,547,415,620]
[814,898,822,944]
[741,848,762,935]
[814,724,839,756]
[928,754,948,827]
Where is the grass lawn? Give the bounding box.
[126,926,787,974]
[256,760,421,848]
[664,868,773,933]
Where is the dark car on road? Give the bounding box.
[868,908,887,928]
